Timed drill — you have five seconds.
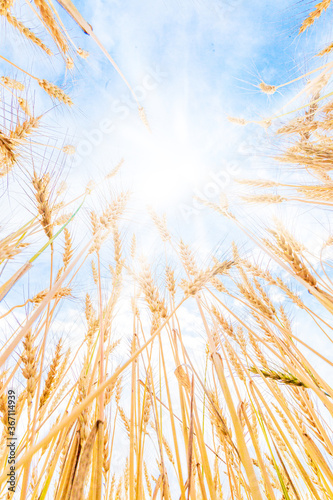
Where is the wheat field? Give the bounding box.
[0,0,333,499]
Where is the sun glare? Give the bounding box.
[134,133,204,208]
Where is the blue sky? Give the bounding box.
[1,0,332,296]
[57,0,324,210]
[2,0,333,319]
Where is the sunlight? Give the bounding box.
[134,134,204,208]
